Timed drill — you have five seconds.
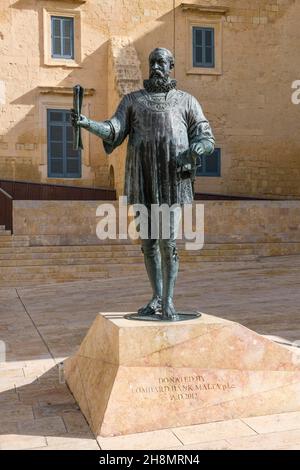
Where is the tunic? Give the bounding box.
[103,88,215,206]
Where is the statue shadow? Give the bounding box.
[0,287,136,445]
[0,363,97,442]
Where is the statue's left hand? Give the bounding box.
[190,142,205,157]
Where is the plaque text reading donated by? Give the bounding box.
[132,375,236,402]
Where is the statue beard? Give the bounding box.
[143,76,177,93]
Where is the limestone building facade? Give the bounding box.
[0,0,300,198]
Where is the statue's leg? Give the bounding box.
[160,206,182,320]
[137,238,163,316]
[160,239,179,320]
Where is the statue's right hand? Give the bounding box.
[70,109,89,128]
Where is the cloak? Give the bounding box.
[103,88,215,206]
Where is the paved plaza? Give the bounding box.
[0,254,300,450]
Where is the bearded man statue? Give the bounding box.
[71,47,215,321]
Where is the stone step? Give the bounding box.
[0,253,258,266]
[0,253,262,267]
[0,253,261,274]
[0,242,140,253]
[0,258,261,287]
[183,253,259,261]
[0,255,142,267]
[1,241,300,258]
[0,269,147,287]
[0,272,108,286]
[19,241,300,251]
[0,235,17,242]
[1,240,300,253]
[0,239,34,248]
[0,250,140,260]
[0,230,12,236]
[0,253,257,276]
[0,241,30,248]
[0,263,147,284]
[0,239,299,286]
[0,261,145,273]
[0,242,260,254]
[0,234,26,238]
[0,245,257,259]
[183,248,255,257]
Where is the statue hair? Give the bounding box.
[149,48,175,69]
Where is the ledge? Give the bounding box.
[42,1,87,3]
[38,86,95,96]
[180,3,229,14]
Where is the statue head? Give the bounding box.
[148,48,175,80]
[144,48,176,93]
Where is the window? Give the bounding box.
[51,16,74,59]
[185,18,223,75]
[193,27,215,68]
[196,148,221,177]
[43,8,81,67]
[47,109,81,178]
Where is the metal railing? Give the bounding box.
[0,179,117,233]
[0,179,116,201]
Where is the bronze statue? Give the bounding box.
[71,47,215,322]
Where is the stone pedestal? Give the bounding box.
[64,313,300,437]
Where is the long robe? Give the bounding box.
[103,88,215,206]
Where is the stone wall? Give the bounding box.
[13,200,119,245]
[1,0,300,198]
[173,0,300,198]
[13,200,300,245]
[199,200,300,243]
[107,37,143,198]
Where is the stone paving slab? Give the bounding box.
[171,420,257,446]
[97,429,182,450]
[226,428,300,450]
[241,411,300,434]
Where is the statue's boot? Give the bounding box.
[160,243,180,321]
[137,242,163,316]
[137,295,162,316]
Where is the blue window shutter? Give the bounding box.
[51,17,74,59]
[51,17,62,57]
[196,148,221,177]
[193,27,215,68]
[47,109,81,178]
[62,18,73,58]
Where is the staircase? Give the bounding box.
[1,224,300,286]
[0,225,29,247]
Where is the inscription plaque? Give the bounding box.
[132,374,236,401]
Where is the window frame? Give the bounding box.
[196,148,221,177]
[192,26,215,68]
[186,17,223,75]
[47,108,82,179]
[51,16,74,60]
[43,7,82,67]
